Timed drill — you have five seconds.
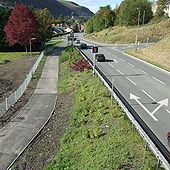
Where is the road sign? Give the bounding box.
[92,46,98,53]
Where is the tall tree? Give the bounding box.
[85,18,93,34]
[155,0,168,17]
[0,6,11,49]
[117,0,153,26]
[4,4,39,52]
[34,8,53,48]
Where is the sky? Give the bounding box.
[68,0,123,13]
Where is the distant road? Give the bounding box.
[76,33,170,152]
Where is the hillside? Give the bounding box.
[0,0,94,17]
[86,18,170,44]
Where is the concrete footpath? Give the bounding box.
[0,46,64,170]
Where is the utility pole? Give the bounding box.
[135,9,141,52]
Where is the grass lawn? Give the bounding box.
[46,47,162,170]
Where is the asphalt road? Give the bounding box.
[77,35,170,152]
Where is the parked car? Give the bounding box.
[80,43,87,49]
[95,54,105,62]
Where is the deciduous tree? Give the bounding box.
[155,0,168,17]
[117,0,153,26]
[4,4,39,52]
[34,8,53,48]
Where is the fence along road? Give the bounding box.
[0,46,64,170]
[0,51,44,117]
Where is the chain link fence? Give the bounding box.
[0,51,44,117]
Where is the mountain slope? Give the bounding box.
[2,0,94,17]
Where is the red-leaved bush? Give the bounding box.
[72,60,91,72]
[4,4,39,52]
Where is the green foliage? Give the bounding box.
[46,47,160,170]
[155,0,168,18]
[0,6,11,49]
[117,0,153,26]
[85,5,116,33]
[34,8,54,48]
[85,18,94,34]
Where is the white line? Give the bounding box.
[141,90,156,101]
[152,77,165,85]
[139,69,148,74]
[120,58,125,62]
[114,60,118,63]
[116,69,124,75]
[126,77,136,85]
[113,55,118,58]
[108,63,114,69]
[128,63,135,67]
[166,109,170,114]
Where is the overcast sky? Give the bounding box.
[68,0,123,13]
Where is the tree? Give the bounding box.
[93,5,116,32]
[117,0,153,26]
[85,18,93,34]
[4,4,39,52]
[155,0,168,17]
[34,8,53,48]
[0,6,11,49]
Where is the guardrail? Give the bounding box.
[0,51,44,117]
[76,46,170,170]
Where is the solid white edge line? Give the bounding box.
[126,77,136,85]
[117,69,124,75]
[166,109,170,114]
[152,77,165,85]
[141,89,156,101]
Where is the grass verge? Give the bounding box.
[46,47,163,170]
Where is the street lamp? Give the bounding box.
[30,37,36,77]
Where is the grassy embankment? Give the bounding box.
[86,18,170,44]
[46,47,163,170]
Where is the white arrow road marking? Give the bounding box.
[130,94,168,121]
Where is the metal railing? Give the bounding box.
[0,51,44,117]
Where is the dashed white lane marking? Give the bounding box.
[116,69,124,75]
[139,69,148,75]
[152,76,165,85]
[128,63,135,67]
[126,77,136,85]
[114,60,118,63]
[141,89,156,101]
[108,63,115,69]
[120,58,125,62]
[166,109,170,114]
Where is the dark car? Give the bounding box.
[80,43,87,49]
[75,39,80,44]
[95,54,105,62]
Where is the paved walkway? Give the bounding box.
[0,46,64,170]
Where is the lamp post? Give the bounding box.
[30,37,36,77]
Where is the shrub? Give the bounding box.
[72,59,91,72]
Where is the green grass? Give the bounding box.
[45,47,162,170]
[0,52,39,65]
